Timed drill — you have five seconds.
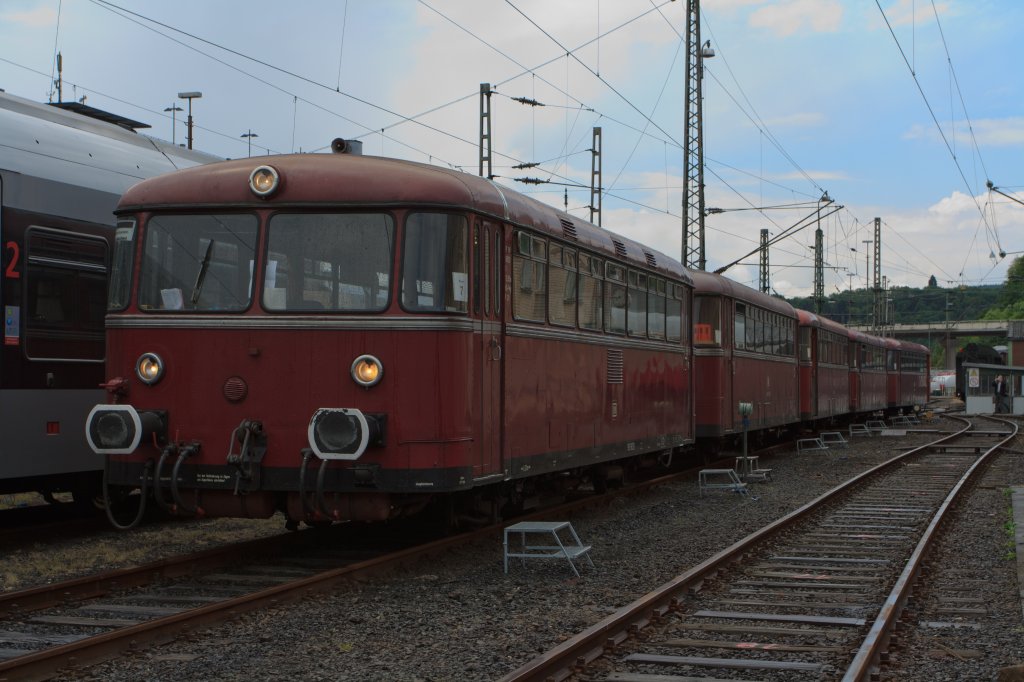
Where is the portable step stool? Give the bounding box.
[503,521,594,577]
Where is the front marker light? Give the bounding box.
[136,352,164,385]
[351,354,383,387]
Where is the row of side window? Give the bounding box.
[511,231,688,343]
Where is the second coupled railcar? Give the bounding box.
[87,148,695,526]
[0,90,218,503]
[690,271,799,438]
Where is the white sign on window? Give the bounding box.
[452,272,468,302]
[968,368,979,388]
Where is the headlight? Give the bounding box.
[351,354,383,387]
[249,165,280,197]
[136,352,164,385]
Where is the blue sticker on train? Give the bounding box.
[4,305,19,345]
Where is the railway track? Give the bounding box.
[0,522,451,681]
[499,415,1017,682]
[0,460,708,681]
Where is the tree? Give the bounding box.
[982,256,1024,320]
[928,275,937,288]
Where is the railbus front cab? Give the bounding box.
[87,153,695,527]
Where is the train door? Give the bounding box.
[811,328,819,417]
[474,220,502,478]
[0,173,4,371]
[723,297,734,432]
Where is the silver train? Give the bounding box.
[0,89,219,505]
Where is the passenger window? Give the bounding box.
[24,227,108,361]
[512,231,546,322]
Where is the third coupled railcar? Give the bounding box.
[86,147,929,527]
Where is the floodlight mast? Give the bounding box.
[177,91,202,149]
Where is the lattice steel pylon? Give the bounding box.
[681,0,709,270]
[759,228,769,293]
[813,227,824,314]
[590,127,602,227]
[479,83,492,180]
[873,217,883,335]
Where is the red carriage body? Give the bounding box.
[690,271,798,438]
[87,153,694,523]
[849,329,888,414]
[796,310,851,421]
[896,339,930,409]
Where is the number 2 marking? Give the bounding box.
[4,241,19,279]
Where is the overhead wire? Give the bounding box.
[874,0,1001,261]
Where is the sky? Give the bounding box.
[2,0,1023,301]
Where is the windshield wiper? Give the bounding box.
[190,240,215,305]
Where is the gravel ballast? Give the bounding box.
[3,420,1017,681]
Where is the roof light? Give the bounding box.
[249,165,280,198]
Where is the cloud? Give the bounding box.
[748,0,843,38]
[875,0,951,28]
[0,6,56,28]
[929,190,985,218]
[762,112,826,128]
[771,170,850,182]
[904,118,1024,147]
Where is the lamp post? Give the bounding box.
[177,91,202,150]
[163,105,183,145]
[738,401,753,479]
[241,130,258,158]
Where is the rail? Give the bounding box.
[498,416,1016,682]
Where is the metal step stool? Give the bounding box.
[820,431,848,448]
[699,469,748,496]
[503,521,594,577]
[797,437,827,453]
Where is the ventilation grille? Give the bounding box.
[560,219,578,241]
[607,349,624,384]
[223,376,248,402]
[612,239,627,259]
[643,251,657,267]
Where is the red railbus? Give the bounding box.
[895,339,930,409]
[87,149,694,526]
[690,271,798,438]
[796,310,851,421]
[849,329,889,414]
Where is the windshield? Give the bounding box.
[263,213,394,312]
[138,214,258,312]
